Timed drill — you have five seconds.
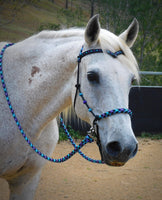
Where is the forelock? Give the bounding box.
[99,29,139,81]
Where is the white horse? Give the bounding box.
[0,15,139,200]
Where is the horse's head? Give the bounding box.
[72,15,139,166]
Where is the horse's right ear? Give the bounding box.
[85,14,100,46]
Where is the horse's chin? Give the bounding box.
[109,161,125,167]
[105,160,126,167]
[98,147,126,167]
[98,146,126,167]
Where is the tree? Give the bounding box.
[90,0,95,17]
[65,0,68,9]
[127,0,161,70]
[95,0,161,85]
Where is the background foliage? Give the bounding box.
[0,0,161,85]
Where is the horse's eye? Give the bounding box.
[87,71,100,83]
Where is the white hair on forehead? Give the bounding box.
[99,29,139,82]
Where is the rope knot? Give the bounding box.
[75,84,80,89]
[77,56,81,63]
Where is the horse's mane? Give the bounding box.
[99,29,139,82]
[37,28,84,39]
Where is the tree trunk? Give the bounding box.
[65,0,68,9]
[90,0,95,17]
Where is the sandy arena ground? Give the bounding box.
[0,138,162,200]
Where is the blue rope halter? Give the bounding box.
[73,46,132,161]
[0,43,132,164]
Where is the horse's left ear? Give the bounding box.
[85,14,100,46]
[119,18,139,48]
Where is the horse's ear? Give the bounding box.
[119,18,139,48]
[85,14,100,46]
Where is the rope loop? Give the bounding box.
[0,43,104,164]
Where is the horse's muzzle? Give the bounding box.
[101,140,138,166]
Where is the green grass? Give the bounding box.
[59,125,162,141]
[59,125,84,142]
[140,132,162,140]
[0,0,89,42]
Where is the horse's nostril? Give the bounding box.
[106,141,122,157]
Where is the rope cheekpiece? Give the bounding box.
[0,44,132,164]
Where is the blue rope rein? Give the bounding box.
[0,43,103,164]
[0,43,132,164]
[60,117,103,163]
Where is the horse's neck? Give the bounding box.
[4,34,83,136]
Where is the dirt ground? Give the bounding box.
[0,138,162,200]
